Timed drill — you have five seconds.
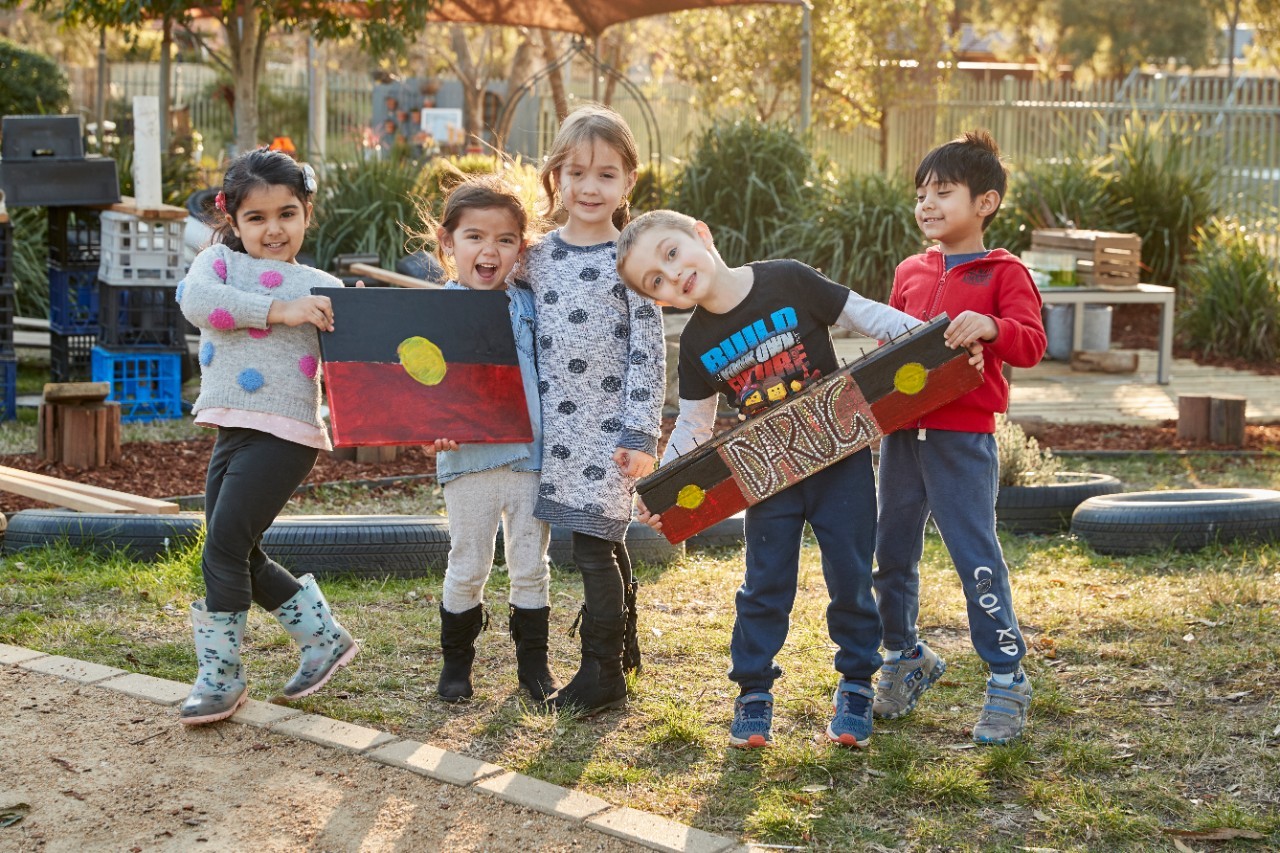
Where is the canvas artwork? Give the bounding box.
[317,288,533,447]
[636,315,983,544]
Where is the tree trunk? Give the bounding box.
[451,26,486,147]
[493,34,538,149]
[224,1,263,152]
[539,30,570,122]
[160,17,172,152]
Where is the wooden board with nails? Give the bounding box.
[636,315,982,544]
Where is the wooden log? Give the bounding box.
[43,382,110,403]
[0,466,179,514]
[1069,350,1139,374]
[355,445,399,463]
[1209,395,1247,447]
[1177,394,1211,442]
[36,400,123,468]
[0,470,136,513]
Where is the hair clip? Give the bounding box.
[214,190,227,213]
[301,163,318,194]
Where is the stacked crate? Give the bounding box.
[92,206,188,422]
[47,207,103,383]
[0,210,15,420]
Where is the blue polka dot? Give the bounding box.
[175,280,186,303]
[237,368,265,392]
[199,341,215,366]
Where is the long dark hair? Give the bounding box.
[210,148,315,253]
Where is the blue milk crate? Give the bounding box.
[0,289,15,356]
[0,355,16,421]
[90,346,183,422]
[48,264,100,334]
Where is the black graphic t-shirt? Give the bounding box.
[678,260,847,414]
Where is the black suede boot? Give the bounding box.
[509,605,561,702]
[546,605,627,715]
[437,603,487,702]
[622,579,642,674]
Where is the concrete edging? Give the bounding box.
[0,642,745,853]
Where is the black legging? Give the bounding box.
[571,532,632,618]
[202,427,316,612]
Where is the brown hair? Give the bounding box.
[538,103,639,231]
[615,209,700,293]
[417,172,531,280]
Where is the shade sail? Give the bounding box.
[427,0,804,38]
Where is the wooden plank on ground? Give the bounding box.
[43,382,110,403]
[0,470,136,513]
[348,262,442,289]
[0,465,180,514]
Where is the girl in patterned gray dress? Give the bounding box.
[521,105,665,714]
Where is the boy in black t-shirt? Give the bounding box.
[617,210,975,749]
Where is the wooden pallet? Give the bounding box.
[1030,229,1142,289]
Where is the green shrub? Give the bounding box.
[0,38,70,118]
[1180,219,1280,363]
[9,206,49,318]
[989,154,1122,256]
[996,414,1062,488]
[630,162,673,214]
[775,171,921,304]
[673,119,824,266]
[308,151,430,272]
[1107,113,1219,286]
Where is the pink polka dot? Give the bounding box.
[213,258,228,281]
[209,308,235,330]
[248,327,272,339]
[298,354,318,379]
[259,270,284,289]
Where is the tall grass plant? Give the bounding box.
[1180,219,1280,362]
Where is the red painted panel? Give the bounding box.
[869,358,982,434]
[656,477,750,544]
[324,361,532,447]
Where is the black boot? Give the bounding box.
[509,605,561,702]
[546,605,627,715]
[437,603,487,702]
[622,579,642,675]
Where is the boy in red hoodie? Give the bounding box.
[872,130,1047,744]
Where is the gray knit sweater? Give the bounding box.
[177,244,341,430]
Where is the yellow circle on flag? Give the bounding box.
[676,484,706,510]
[398,336,448,386]
[894,362,927,395]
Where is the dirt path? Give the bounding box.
[0,666,645,853]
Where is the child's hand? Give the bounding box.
[966,341,985,373]
[634,496,663,532]
[944,310,997,349]
[426,438,459,454]
[270,294,335,331]
[614,448,656,479]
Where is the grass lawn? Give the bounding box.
[2,451,1278,850]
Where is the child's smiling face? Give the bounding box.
[618,224,716,310]
[914,173,994,253]
[438,206,523,291]
[229,182,311,263]
[555,139,636,233]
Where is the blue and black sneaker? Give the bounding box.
[827,679,874,748]
[729,691,773,748]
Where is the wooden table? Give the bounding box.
[1037,283,1175,384]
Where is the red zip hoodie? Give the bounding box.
[889,246,1047,433]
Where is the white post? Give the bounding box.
[800,3,812,132]
[308,37,328,170]
[132,95,163,209]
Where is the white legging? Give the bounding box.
[441,465,551,613]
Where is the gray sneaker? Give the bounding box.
[972,671,1032,744]
[872,642,946,719]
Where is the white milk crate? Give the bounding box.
[98,210,185,285]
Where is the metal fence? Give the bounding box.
[69,63,1279,254]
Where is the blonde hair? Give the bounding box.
[615,209,701,294]
[538,104,639,230]
[416,172,531,280]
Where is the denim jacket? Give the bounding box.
[435,281,543,485]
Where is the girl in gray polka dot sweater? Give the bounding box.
[174,149,357,727]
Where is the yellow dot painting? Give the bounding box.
[397,336,448,386]
[893,362,927,395]
[676,484,706,510]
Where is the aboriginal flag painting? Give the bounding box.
[636,315,982,544]
[317,288,533,447]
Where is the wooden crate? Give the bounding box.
[1030,229,1142,289]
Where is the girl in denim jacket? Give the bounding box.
[423,175,557,703]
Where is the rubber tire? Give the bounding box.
[997,472,1124,535]
[522,521,684,568]
[2,509,205,560]
[1071,488,1280,555]
[685,513,746,552]
[262,515,452,578]
[1,510,451,578]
